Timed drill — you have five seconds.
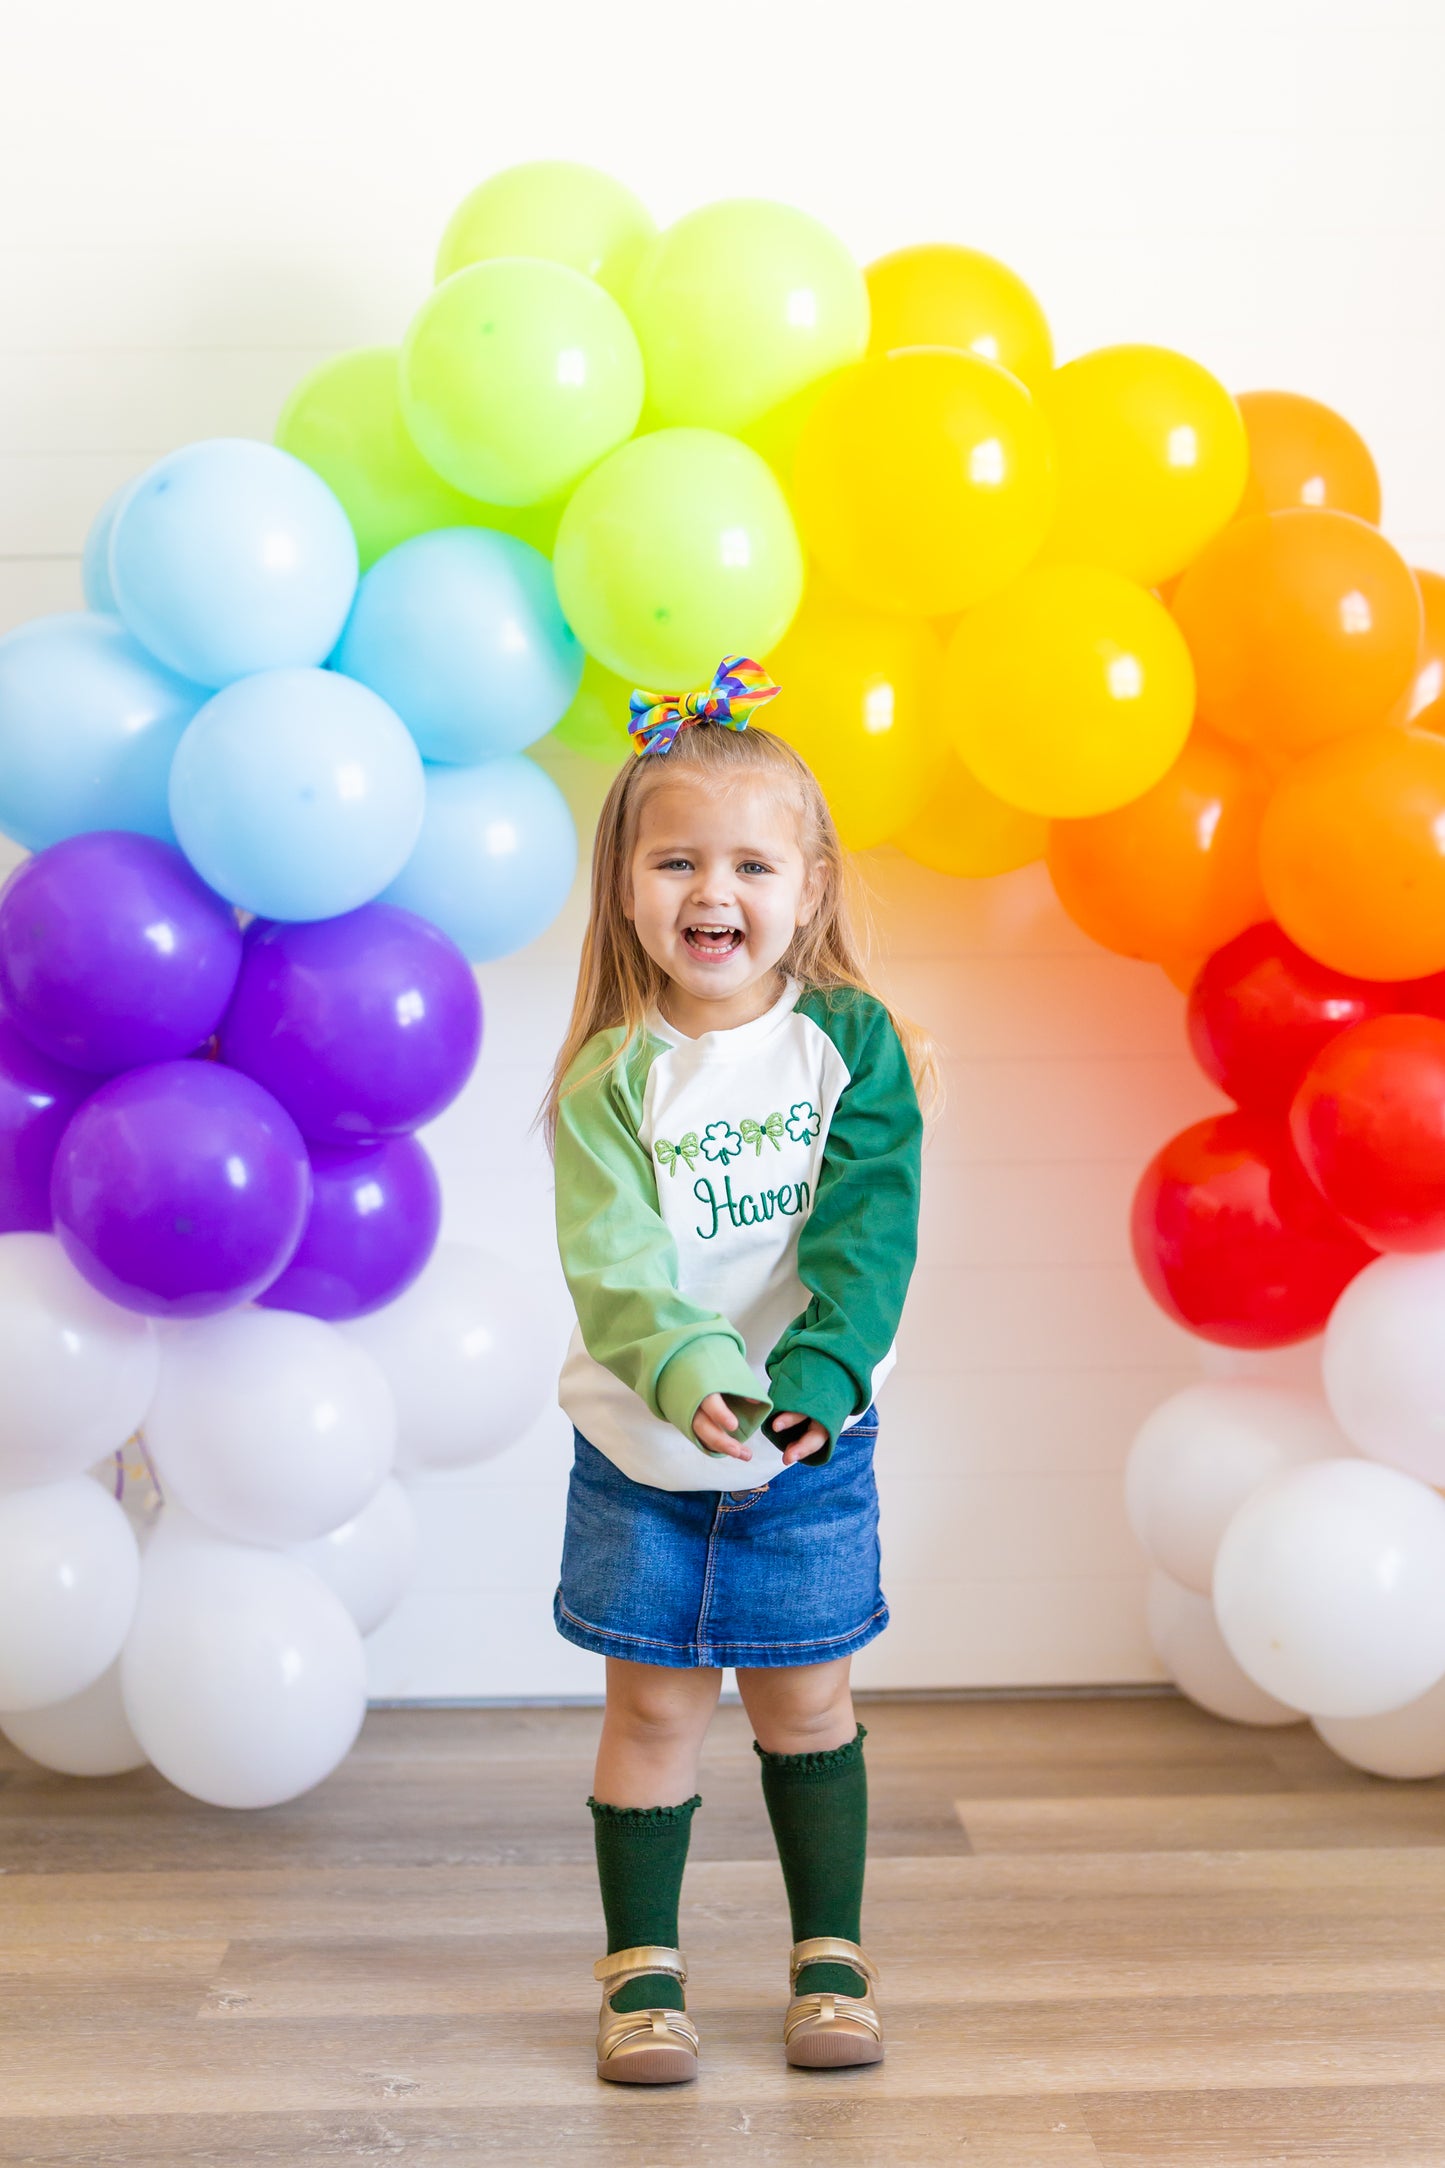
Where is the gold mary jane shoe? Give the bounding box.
[593,1944,700,2084]
[783,1936,884,2069]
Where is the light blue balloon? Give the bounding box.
[331,528,584,765]
[110,439,359,688]
[0,612,206,851]
[381,756,577,962]
[81,482,137,614]
[168,667,425,921]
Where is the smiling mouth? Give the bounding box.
[683,924,744,957]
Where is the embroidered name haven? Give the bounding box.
[693,1172,812,1240]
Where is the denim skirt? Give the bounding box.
[553,1409,887,1670]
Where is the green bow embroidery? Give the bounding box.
[654,1132,700,1177]
[739,1111,785,1156]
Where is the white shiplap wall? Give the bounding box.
[2,0,1442,1695]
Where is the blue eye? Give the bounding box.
[739,861,773,876]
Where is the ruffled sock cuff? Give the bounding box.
[752,1723,867,1779]
[587,1793,702,1823]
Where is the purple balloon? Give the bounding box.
[0,1004,93,1233]
[51,1059,311,1318]
[257,1133,442,1321]
[0,831,242,1075]
[218,902,482,1144]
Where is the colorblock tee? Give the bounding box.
[554,977,922,1493]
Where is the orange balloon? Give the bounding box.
[1047,730,1271,963]
[1172,510,1423,759]
[896,754,1046,877]
[766,586,947,850]
[864,244,1053,387]
[1397,568,1445,727]
[1235,391,1381,523]
[1161,956,1204,994]
[1259,727,1445,980]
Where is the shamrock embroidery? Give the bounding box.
[786,1100,821,1145]
[740,1111,785,1156]
[654,1132,700,1177]
[699,1118,743,1166]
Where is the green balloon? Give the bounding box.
[553,428,805,687]
[436,161,656,303]
[401,258,644,508]
[276,346,558,567]
[629,199,869,434]
[551,654,635,762]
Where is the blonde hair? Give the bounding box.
[543,722,939,1146]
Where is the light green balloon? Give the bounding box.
[629,199,869,434]
[435,161,656,303]
[553,428,805,687]
[276,346,558,566]
[400,258,644,508]
[550,654,635,762]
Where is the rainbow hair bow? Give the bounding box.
[628,655,781,757]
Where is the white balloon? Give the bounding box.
[289,1476,418,1636]
[1314,1672,1445,1780]
[144,1308,396,1545]
[340,1242,551,1472]
[1146,1568,1303,1727]
[0,1658,147,1776]
[1126,1382,1349,1595]
[121,1516,367,1808]
[0,1233,158,1489]
[0,1479,140,1712]
[1214,1458,1445,1719]
[1323,1251,1445,1484]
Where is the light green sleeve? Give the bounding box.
[764,990,922,1464]
[553,1029,772,1447]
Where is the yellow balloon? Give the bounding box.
[865,244,1053,387]
[895,754,1047,877]
[1037,344,1248,586]
[792,350,1056,617]
[945,564,1196,819]
[765,587,948,850]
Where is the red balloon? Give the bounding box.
[1187,921,1405,1113]
[1131,1111,1375,1347]
[1290,1015,1445,1251]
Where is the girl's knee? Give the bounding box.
[605,1663,719,1743]
[738,1662,855,1753]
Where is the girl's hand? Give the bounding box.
[771,1410,830,1466]
[693,1392,754,1461]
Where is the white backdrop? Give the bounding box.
[2,0,1442,1696]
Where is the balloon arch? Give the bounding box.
[2,162,1444,1801]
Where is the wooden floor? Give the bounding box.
[4,1695,1445,2165]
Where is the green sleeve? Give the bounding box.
[763,991,922,1464]
[554,1030,771,1449]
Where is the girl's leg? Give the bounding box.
[590,1657,722,2014]
[736,1657,870,1996]
[593,1655,722,1805]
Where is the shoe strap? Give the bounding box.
[593,1943,688,1986]
[789,1935,877,1987]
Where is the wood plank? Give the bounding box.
[4,1697,1445,2160]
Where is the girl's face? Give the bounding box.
[624,776,823,1030]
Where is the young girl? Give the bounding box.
[544,656,928,2085]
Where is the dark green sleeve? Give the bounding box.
[763,991,922,1464]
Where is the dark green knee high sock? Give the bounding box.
[755,1723,869,1998]
[588,1795,700,2014]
